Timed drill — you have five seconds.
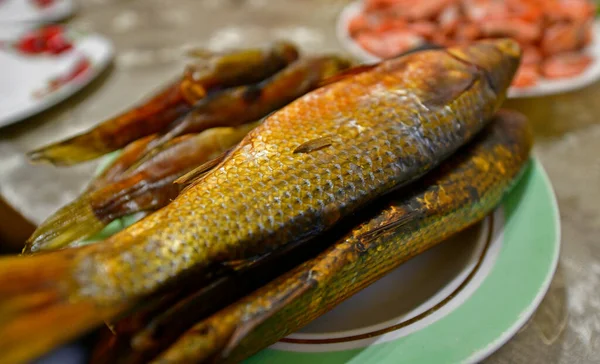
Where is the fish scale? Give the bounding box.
[62,39,520,305]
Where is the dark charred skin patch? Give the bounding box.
[392,42,444,58]
[466,185,480,202]
[242,84,263,103]
[420,55,478,109]
[444,47,503,95]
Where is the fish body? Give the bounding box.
[155,55,353,144]
[81,39,518,304]
[180,41,300,103]
[153,109,533,363]
[24,122,260,253]
[0,39,520,364]
[24,54,353,253]
[26,42,300,166]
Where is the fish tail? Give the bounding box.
[27,132,112,166]
[0,252,108,363]
[27,80,187,166]
[23,194,105,253]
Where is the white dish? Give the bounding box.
[337,0,600,98]
[0,26,113,129]
[0,0,74,23]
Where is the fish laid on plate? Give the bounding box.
[0,39,520,364]
[90,109,533,364]
[24,123,259,253]
[25,55,352,252]
[150,109,533,364]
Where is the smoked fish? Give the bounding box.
[150,55,353,148]
[24,122,260,253]
[24,54,353,253]
[26,41,299,166]
[153,109,533,363]
[0,39,520,364]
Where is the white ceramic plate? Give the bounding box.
[337,1,600,98]
[0,25,113,129]
[0,0,74,23]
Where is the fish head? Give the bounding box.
[272,40,301,63]
[370,39,520,111]
[446,38,521,101]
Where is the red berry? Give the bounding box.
[17,34,46,54]
[40,25,63,40]
[33,0,54,8]
[46,33,73,54]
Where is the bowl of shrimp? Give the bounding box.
[337,0,600,98]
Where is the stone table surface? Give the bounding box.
[0,0,599,363]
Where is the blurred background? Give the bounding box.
[0,1,599,363]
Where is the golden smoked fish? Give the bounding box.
[151,55,353,147]
[27,42,299,166]
[24,122,260,253]
[153,109,533,363]
[0,39,519,364]
[24,55,353,253]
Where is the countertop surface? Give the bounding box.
[0,1,599,362]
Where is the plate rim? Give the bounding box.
[0,0,75,23]
[0,29,114,129]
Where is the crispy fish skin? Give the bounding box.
[0,39,519,364]
[23,55,353,253]
[153,109,534,364]
[179,41,300,104]
[23,122,260,253]
[26,42,299,166]
[153,55,354,146]
[77,39,519,304]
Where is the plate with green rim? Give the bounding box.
[76,155,560,364]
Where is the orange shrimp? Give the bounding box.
[541,52,592,79]
[512,63,540,88]
[410,21,439,39]
[522,46,542,65]
[357,30,424,58]
[546,0,596,22]
[480,18,542,44]
[454,23,481,42]
[541,22,588,56]
[438,4,460,36]
[403,0,452,20]
[348,14,371,36]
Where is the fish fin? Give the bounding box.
[27,134,115,167]
[393,42,444,58]
[356,209,424,244]
[293,136,333,154]
[23,194,105,254]
[0,251,113,363]
[174,148,233,187]
[316,64,378,87]
[220,277,316,359]
[122,134,195,176]
[220,257,262,271]
[87,134,159,192]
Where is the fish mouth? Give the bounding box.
[446,38,522,97]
